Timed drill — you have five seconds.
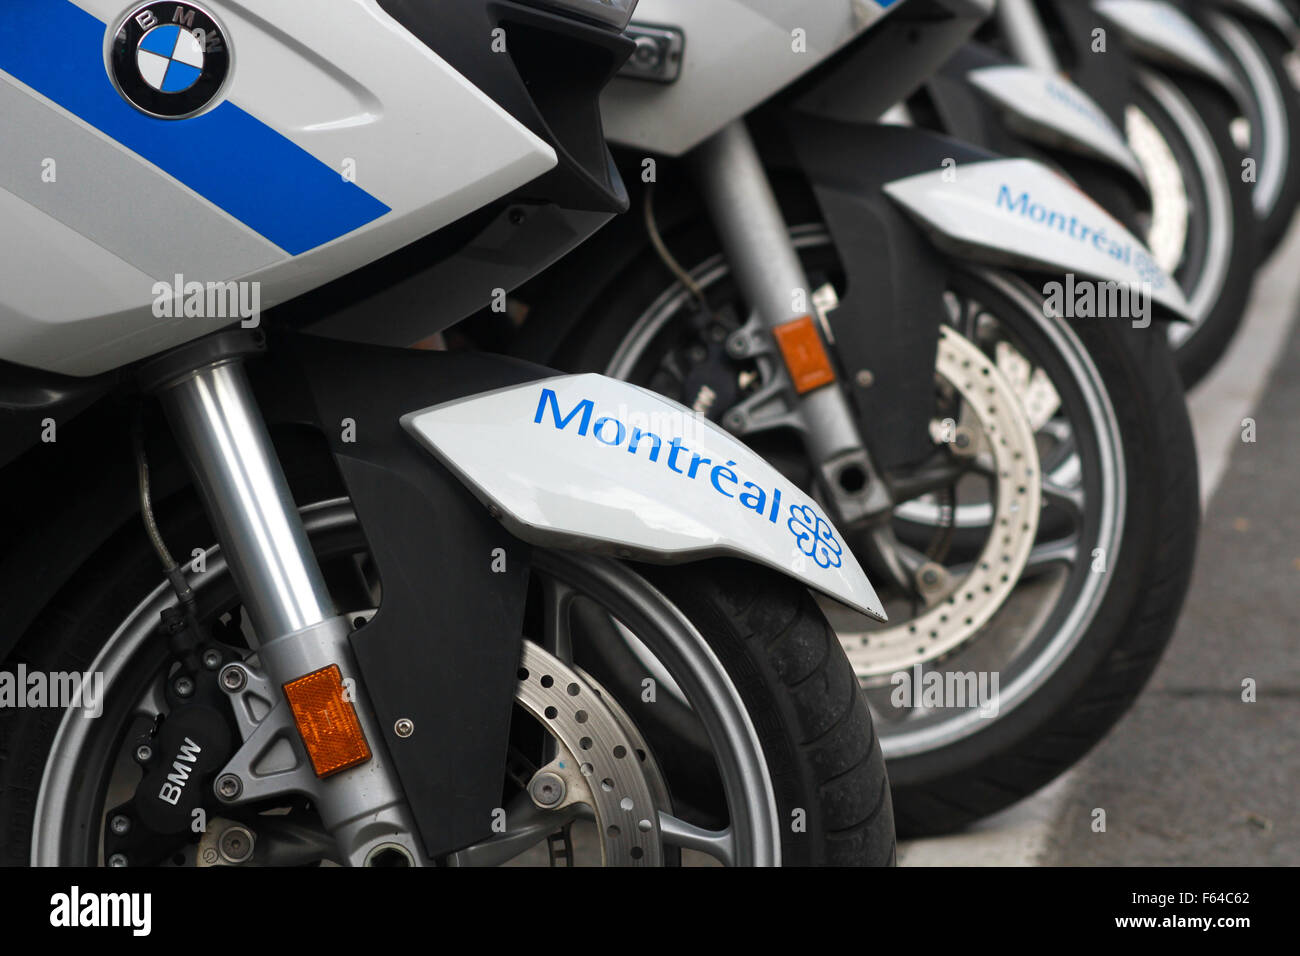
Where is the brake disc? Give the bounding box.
[515,642,666,866]
[994,339,1061,433]
[841,325,1042,678]
[1126,103,1189,278]
[573,663,674,815]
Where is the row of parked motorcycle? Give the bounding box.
[496,0,1295,849]
[5,0,1296,867]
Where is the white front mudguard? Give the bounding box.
[1093,0,1249,104]
[402,374,887,621]
[966,65,1147,185]
[882,157,1192,319]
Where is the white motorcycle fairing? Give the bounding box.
[600,0,890,156]
[1092,0,1249,105]
[401,373,887,622]
[965,65,1147,185]
[0,0,557,377]
[882,157,1192,319]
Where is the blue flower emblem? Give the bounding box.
[787,503,843,569]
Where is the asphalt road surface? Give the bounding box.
[901,217,1300,866]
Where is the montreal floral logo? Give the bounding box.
[787,503,843,569]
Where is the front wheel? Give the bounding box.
[534,220,1199,835]
[0,472,894,866]
[1126,68,1258,387]
[1206,11,1300,254]
[871,270,1199,833]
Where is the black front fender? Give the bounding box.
[284,336,558,859]
[780,115,994,470]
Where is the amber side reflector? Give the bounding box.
[772,316,836,394]
[283,664,372,778]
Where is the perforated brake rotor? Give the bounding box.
[514,642,667,866]
[1126,104,1189,279]
[841,326,1042,678]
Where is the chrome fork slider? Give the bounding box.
[691,120,894,525]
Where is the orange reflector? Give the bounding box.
[772,316,836,394]
[282,664,372,778]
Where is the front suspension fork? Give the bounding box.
[143,338,423,866]
[690,120,894,528]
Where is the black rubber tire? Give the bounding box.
[1230,14,1300,254]
[0,473,894,866]
[1133,70,1259,388]
[644,561,895,865]
[529,223,1199,837]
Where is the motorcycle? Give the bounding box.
[510,0,1202,835]
[0,0,903,866]
[1192,0,1300,254]
[999,0,1260,385]
[911,38,1151,235]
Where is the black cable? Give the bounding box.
[132,408,200,666]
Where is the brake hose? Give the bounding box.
[132,408,201,669]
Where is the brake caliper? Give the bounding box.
[103,649,236,866]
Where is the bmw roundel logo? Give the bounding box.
[109,3,230,119]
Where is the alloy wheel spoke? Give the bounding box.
[540,576,577,665]
[658,811,736,867]
[866,526,927,594]
[1040,478,1085,524]
[886,456,977,505]
[447,792,583,867]
[1023,536,1080,574]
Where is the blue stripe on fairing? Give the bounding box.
[0,1,390,256]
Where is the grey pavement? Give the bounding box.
[1043,292,1300,865]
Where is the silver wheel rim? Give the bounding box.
[872,270,1124,756]
[1208,11,1288,218]
[1128,67,1236,346]
[607,232,1126,756]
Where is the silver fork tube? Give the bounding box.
[692,119,892,522]
[693,122,817,337]
[157,359,334,640]
[692,120,860,467]
[998,0,1061,72]
[156,355,423,865]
